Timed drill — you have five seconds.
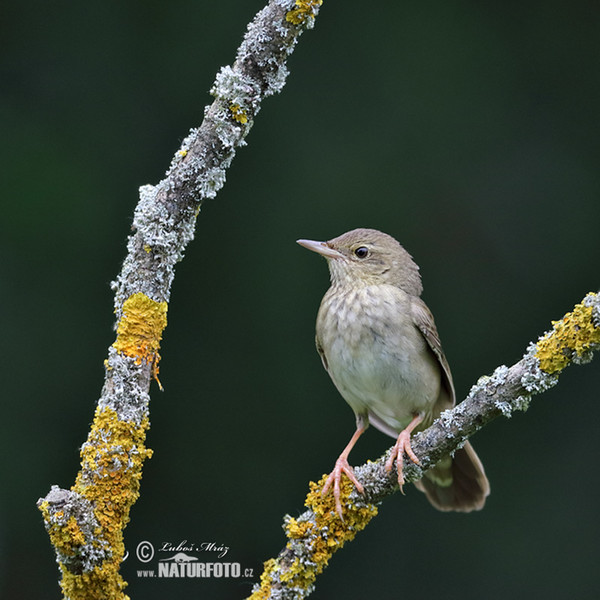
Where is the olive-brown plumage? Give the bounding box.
[297,228,489,519]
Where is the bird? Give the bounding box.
[297,228,489,519]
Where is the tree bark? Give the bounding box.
[37,2,323,599]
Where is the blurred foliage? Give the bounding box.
[1,1,599,598]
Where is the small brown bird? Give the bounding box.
[297,228,489,519]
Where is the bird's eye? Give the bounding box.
[354,246,369,259]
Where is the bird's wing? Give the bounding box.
[411,296,456,407]
[316,334,329,372]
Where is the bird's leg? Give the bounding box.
[322,423,366,520]
[385,413,424,493]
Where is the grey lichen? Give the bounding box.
[584,291,600,327]
[37,486,111,574]
[211,66,263,116]
[512,394,531,412]
[466,365,510,401]
[98,347,151,426]
[111,0,321,317]
[494,400,513,418]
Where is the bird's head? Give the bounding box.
[297,228,423,295]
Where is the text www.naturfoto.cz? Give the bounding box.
[138,562,243,578]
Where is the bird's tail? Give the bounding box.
[414,441,490,512]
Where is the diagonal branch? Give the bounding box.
[36,2,323,598]
[247,292,600,600]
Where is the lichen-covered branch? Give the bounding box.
[37,2,323,599]
[248,292,600,600]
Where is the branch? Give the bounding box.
[248,292,600,600]
[36,2,323,598]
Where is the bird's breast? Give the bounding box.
[316,284,441,434]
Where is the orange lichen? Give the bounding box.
[535,293,600,374]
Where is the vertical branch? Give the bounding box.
[37,2,324,598]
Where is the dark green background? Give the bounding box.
[2,1,599,598]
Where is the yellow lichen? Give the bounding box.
[41,407,152,600]
[303,474,378,563]
[535,293,600,374]
[113,292,167,363]
[177,149,188,158]
[75,407,153,517]
[65,516,87,547]
[60,563,129,600]
[286,0,323,25]
[247,558,278,600]
[286,517,313,539]
[249,474,378,598]
[39,503,86,559]
[229,103,248,124]
[279,557,302,583]
[113,292,167,386]
[38,408,151,599]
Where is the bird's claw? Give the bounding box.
[322,457,364,521]
[385,428,422,493]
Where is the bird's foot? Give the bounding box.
[322,456,364,521]
[385,423,422,493]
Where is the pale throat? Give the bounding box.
[327,260,385,288]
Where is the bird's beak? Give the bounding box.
[296,239,344,260]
